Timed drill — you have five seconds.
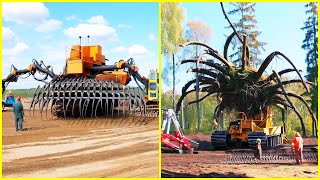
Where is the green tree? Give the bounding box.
[227,3,266,67]
[161,3,185,110]
[301,2,318,136]
[184,19,213,132]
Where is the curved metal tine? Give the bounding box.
[82,99,88,119]
[115,84,119,117]
[45,81,56,119]
[142,91,147,117]
[30,85,41,117]
[107,81,111,116]
[99,81,104,116]
[37,84,46,115]
[137,89,145,118]
[51,79,61,118]
[72,78,81,117]
[36,87,43,114]
[62,82,69,119]
[94,80,103,118]
[63,77,71,118]
[79,77,86,118]
[120,85,125,117]
[47,81,57,118]
[79,78,85,118]
[103,81,109,116]
[83,79,91,118]
[50,84,58,117]
[86,78,95,118]
[66,79,76,117]
[128,86,132,116]
[91,80,97,118]
[90,79,96,118]
[103,81,108,116]
[55,79,64,118]
[117,84,121,117]
[132,88,137,115]
[44,82,52,118]
[40,83,50,116]
[37,86,46,118]
[135,89,142,118]
[39,84,49,114]
[130,88,135,115]
[111,81,115,117]
[58,77,66,118]
[122,86,126,116]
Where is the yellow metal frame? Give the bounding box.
[147,70,159,103]
[227,107,283,142]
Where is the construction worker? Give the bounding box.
[12,96,24,131]
[291,132,303,164]
[254,138,262,159]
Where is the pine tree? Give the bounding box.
[301,2,318,136]
[302,3,318,83]
[227,3,266,67]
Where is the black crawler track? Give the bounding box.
[30,77,147,118]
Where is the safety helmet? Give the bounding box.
[256,138,261,143]
[17,96,21,100]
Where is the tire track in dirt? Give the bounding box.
[3,128,155,162]
[5,151,158,178]
[2,111,159,178]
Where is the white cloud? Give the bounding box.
[64,24,118,41]
[66,15,77,21]
[118,24,133,29]
[87,15,108,25]
[35,19,62,32]
[109,46,128,54]
[3,42,30,56]
[2,27,17,43]
[2,2,49,24]
[128,44,149,56]
[148,34,156,41]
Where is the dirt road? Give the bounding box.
[162,133,318,178]
[2,110,159,178]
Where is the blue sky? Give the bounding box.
[2,2,158,89]
[163,2,312,93]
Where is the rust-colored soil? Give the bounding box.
[162,133,318,178]
[2,110,159,178]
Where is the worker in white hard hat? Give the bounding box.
[254,138,262,159]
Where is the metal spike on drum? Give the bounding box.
[30,77,146,118]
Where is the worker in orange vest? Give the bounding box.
[291,132,303,164]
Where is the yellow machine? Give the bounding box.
[3,42,158,118]
[146,70,159,104]
[66,45,140,85]
[211,107,286,149]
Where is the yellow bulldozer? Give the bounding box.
[2,40,158,118]
[211,107,287,149]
